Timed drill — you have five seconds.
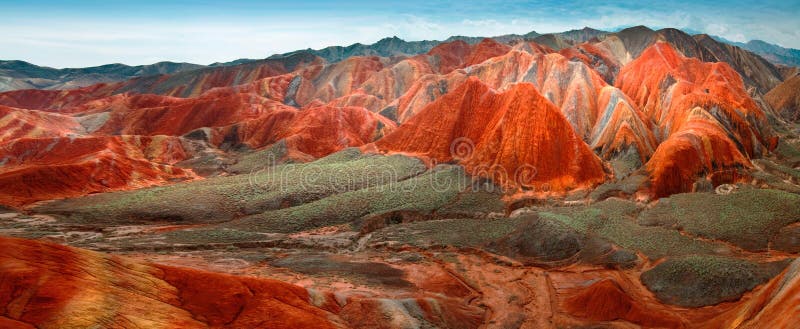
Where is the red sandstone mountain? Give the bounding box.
[388,46,657,164]
[0,136,196,207]
[765,73,800,122]
[616,42,777,196]
[0,28,793,204]
[0,105,82,142]
[375,78,606,192]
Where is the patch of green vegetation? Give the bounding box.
[774,139,800,164]
[372,198,729,260]
[226,140,292,174]
[230,151,427,214]
[226,165,472,233]
[486,215,584,263]
[588,173,647,201]
[370,217,526,248]
[608,147,643,178]
[540,198,724,259]
[437,183,505,217]
[162,228,273,245]
[35,149,426,225]
[271,253,411,288]
[754,158,800,181]
[750,170,800,193]
[641,255,788,307]
[305,147,364,164]
[638,189,800,251]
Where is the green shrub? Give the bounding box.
[641,255,788,307]
[638,189,800,251]
[226,165,471,233]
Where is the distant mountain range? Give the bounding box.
[0,60,204,92]
[271,27,610,63]
[725,39,800,67]
[0,26,798,93]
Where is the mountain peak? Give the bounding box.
[376,36,405,43]
[621,25,654,33]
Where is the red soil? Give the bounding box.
[117,53,325,98]
[465,38,513,67]
[93,90,287,137]
[765,74,800,122]
[592,86,658,160]
[426,40,475,73]
[616,42,773,153]
[563,279,683,327]
[0,105,82,143]
[616,42,777,195]
[0,136,195,207]
[212,104,393,158]
[0,236,342,328]
[0,236,498,329]
[425,38,511,74]
[0,83,120,112]
[375,77,606,191]
[158,266,341,328]
[646,111,752,197]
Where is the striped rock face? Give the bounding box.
[375,77,606,192]
[616,42,777,196]
[0,31,792,205]
[765,73,800,122]
[0,236,488,329]
[0,135,196,207]
[0,236,344,328]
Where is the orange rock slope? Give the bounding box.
[209,103,394,158]
[3,235,800,329]
[0,35,792,203]
[0,59,395,206]
[375,77,606,192]
[390,45,657,162]
[0,236,487,329]
[765,73,800,122]
[0,235,342,328]
[562,279,683,327]
[0,105,82,142]
[0,136,196,207]
[616,42,777,196]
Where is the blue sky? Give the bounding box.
[1,0,797,68]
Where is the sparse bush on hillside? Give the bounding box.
[641,255,789,307]
[226,165,472,233]
[638,189,800,251]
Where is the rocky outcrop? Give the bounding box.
[375,78,606,192]
[0,236,342,328]
[616,42,776,196]
[765,74,800,122]
[0,136,196,207]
